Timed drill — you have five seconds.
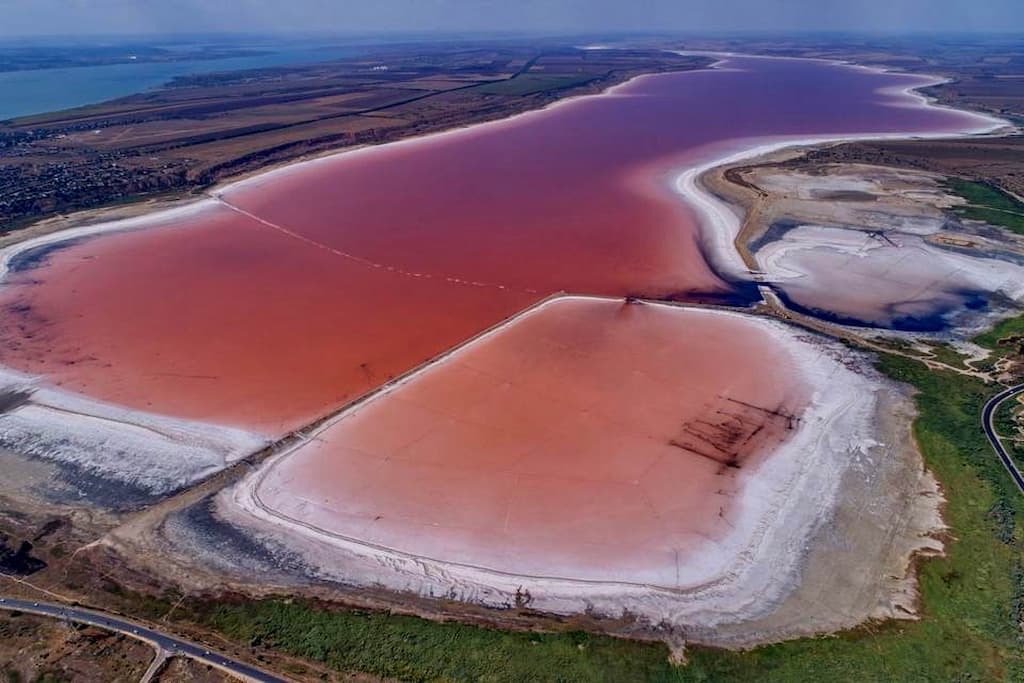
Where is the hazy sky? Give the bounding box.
[0,0,1021,37]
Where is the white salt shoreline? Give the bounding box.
[0,198,221,284]
[217,295,889,634]
[671,62,1009,282]
[0,200,271,499]
[0,367,266,497]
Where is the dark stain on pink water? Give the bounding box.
[0,56,989,432]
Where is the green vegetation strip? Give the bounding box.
[922,341,971,370]
[475,74,599,96]
[944,178,1024,235]
[181,324,1024,681]
[207,604,685,682]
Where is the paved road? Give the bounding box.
[0,597,287,682]
[981,383,1024,494]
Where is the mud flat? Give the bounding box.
[758,222,1024,331]
[203,296,938,645]
[709,162,1024,333]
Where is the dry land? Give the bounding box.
[0,611,153,682]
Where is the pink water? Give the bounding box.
[254,299,809,584]
[0,56,988,432]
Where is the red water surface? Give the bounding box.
[0,56,987,432]
[254,299,809,584]
[0,206,532,433]
[223,56,984,294]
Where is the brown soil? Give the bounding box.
[0,612,153,682]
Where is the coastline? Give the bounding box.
[0,365,267,503]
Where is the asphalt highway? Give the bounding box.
[0,597,287,682]
[981,383,1024,494]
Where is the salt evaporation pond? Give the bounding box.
[0,55,993,438]
[222,295,903,635]
[244,298,810,585]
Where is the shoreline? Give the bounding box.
[675,67,1009,282]
[0,365,267,503]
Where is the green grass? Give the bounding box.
[994,399,1020,438]
[944,178,1024,235]
[946,178,1023,214]
[922,341,971,369]
[191,350,1024,681]
[204,602,687,683]
[958,206,1024,234]
[475,74,597,96]
[993,395,1024,472]
[975,314,1024,351]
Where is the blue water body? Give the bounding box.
[0,45,360,121]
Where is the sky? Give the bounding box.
[0,0,1021,37]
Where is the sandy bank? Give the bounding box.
[704,158,1024,335]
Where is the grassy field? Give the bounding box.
[975,314,1024,352]
[921,340,971,370]
[190,336,1024,681]
[475,74,599,96]
[944,177,1024,235]
[205,602,685,683]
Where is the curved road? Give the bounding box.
[981,383,1024,493]
[0,597,286,682]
